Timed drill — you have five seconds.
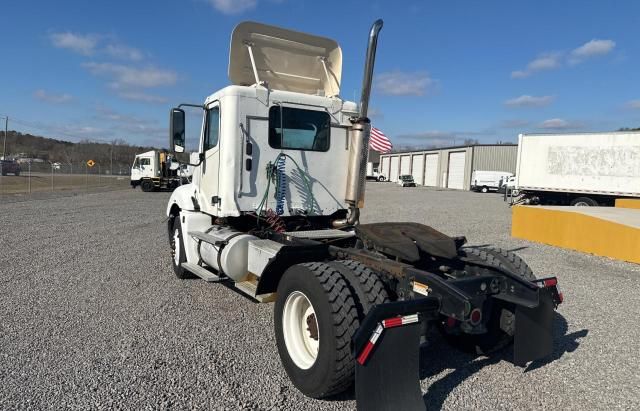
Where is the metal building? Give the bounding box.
[379,144,517,190]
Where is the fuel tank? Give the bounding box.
[199,226,258,281]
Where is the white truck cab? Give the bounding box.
[167,21,360,219]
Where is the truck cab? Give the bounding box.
[132,150,190,192]
[167,22,358,220]
[131,151,156,186]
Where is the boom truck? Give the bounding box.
[131,150,192,192]
[165,21,563,410]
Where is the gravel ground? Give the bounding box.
[1,184,638,410]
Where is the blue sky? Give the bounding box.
[2,0,640,148]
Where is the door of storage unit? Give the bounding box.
[411,154,424,185]
[447,151,466,189]
[400,155,411,177]
[380,157,390,180]
[424,154,438,186]
[390,156,400,182]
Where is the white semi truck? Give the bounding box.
[164,21,562,410]
[131,150,192,192]
[516,132,640,206]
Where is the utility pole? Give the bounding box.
[2,116,7,160]
[110,141,114,176]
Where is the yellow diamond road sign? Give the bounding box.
[87,160,96,167]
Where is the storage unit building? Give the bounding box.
[379,144,517,190]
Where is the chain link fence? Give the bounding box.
[0,160,131,196]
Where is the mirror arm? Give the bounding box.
[178,103,205,109]
[175,152,205,168]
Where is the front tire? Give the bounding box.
[275,263,359,398]
[481,186,488,193]
[141,179,154,192]
[377,176,386,182]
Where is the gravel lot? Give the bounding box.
[1,184,638,410]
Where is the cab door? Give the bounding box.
[198,102,221,214]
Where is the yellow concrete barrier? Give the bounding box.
[615,198,640,209]
[512,206,640,264]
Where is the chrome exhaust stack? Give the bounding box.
[334,19,383,228]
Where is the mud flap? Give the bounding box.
[353,298,438,411]
[355,323,425,411]
[513,288,555,366]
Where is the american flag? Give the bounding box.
[369,126,392,153]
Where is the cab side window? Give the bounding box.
[204,107,220,151]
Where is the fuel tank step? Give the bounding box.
[235,278,276,303]
[181,262,224,282]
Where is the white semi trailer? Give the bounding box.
[164,21,563,410]
[516,132,640,206]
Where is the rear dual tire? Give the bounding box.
[274,261,389,398]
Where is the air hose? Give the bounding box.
[255,153,319,218]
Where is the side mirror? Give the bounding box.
[170,108,186,153]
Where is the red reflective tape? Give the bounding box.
[383,317,403,328]
[357,341,375,365]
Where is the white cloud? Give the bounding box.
[502,119,530,128]
[368,107,383,119]
[511,52,562,78]
[626,100,640,109]
[374,71,434,96]
[513,39,616,78]
[539,118,582,130]
[49,32,98,55]
[504,95,555,108]
[96,105,166,138]
[569,39,616,64]
[207,0,257,14]
[33,89,73,104]
[82,62,177,89]
[118,91,167,104]
[105,44,144,61]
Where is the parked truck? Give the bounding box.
[165,21,563,410]
[516,132,640,206]
[131,150,191,192]
[366,162,386,181]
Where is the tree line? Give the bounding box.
[2,130,157,174]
